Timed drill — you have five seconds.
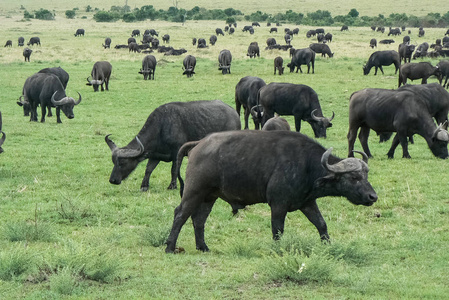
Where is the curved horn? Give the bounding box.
[329,111,335,122]
[86,76,91,83]
[352,150,369,164]
[311,109,322,121]
[117,136,144,158]
[51,92,70,106]
[322,147,364,174]
[432,121,449,141]
[105,134,118,152]
[74,92,81,105]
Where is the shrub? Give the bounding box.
[93,11,117,22]
[23,10,33,19]
[65,10,76,19]
[141,224,170,247]
[49,267,77,295]
[3,221,54,242]
[122,12,136,22]
[0,247,34,281]
[34,8,54,20]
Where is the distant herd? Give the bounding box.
[3,22,449,253]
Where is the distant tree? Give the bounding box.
[23,10,33,19]
[34,8,54,20]
[348,9,359,18]
[225,16,235,24]
[65,10,76,19]
[86,5,92,12]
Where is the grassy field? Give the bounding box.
[0,9,449,300]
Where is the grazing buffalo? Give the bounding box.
[182,55,196,77]
[23,48,32,62]
[274,56,284,75]
[292,28,299,35]
[413,42,429,59]
[138,55,157,80]
[165,131,377,253]
[242,25,253,32]
[398,62,440,87]
[197,38,207,48]
[142,34,153,44]
[403,35,410,45]
[209,35,217,46]
[27,37,41,46]
[4,40,12,47]
[162,34,170,43]
[151,38,159,49]
[0,112,5,153]
[127,37,136,45]
[229,28,235,34]
[19,73,81,123]
[247,42,260,58]
[103,37,111,49]
[317,33,325,43]
[131,29,140,37]
[419,28,425,37]
[370,38,377,48]
[377,27,385,33]
[398,43,416,63]
[309,43,333,58]
[149,29,158,36]
[216,28,224,36]
[262,116,290,131]
[316,28,325,34]
[266,37,277,47]
[284,33,292,45]
[192,38,197,46]
[363,50,401,75]
[105,100,241,191]
[255,82,334,137]
[348,84,449,159]
[252,22,260,27]
[379,39,395,44]
[86,61,112,92]
[270,27,277,33]
[74,29,85,37]
[306,30,316,38]
[287,48,316,74]
[218,49,232,75]
[388,27,401,36]
[235,76,266,129]
[18,37,24,46]
[341,25,349,31]
[128,42,141,53]
[437,60,449,88]
[324,32,333,42]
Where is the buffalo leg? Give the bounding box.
[374,66,378,75]
[140,159,160,192]
[294,116,302,132]
[243,108,251,130]
[307,63,310,74]
[297,66,303,73]
[378,66,385,75]
[398,133,411,158]
[48,107,52,117]
[40,105,47,123]
[270,204,288,240]
[168,160,177,190]
[347,127,358,157]
[358,127,373,157]
[100,83,105,92]
[191,199,217,251]
[300,200,329,241]
[56,107,62,123]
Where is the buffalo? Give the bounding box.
[363,50,400,75]
[209,35,217,46]
[235,76,266,129]
[131,29,140,37]
[103,37,111,49]
[164,48,187,56]
[324,32,333,42]
[413,42,429,59]
[162,34,170,43]
[284,33,292,45]
[27,37,40,46]
[306,30,316,38]
[370,38,377,49]
[262,116,290,131]
[216,28,224,36]
[347,84,449,159]
[149,29,158,36]
[0,111,4,153]
[182,55,196,77]
[388,27,401,36]
[274,56,284,75]
[128,42,141,53]
[19,73,81,123]
[23,48,32,62]
[229,28,235,34]
[292,28,299,35]
[377,27,386,33]
[142,34,153,44]
[4,40,12,47]
[18,37,24,47]
[165,130,377,253]
[242,25,253,32]
[255,82,334,137]
[398,62,441,87]
[218,49,232,75]
[192,38,197,46]
[437,60,449,88]
[309,43,333,58]
[138,55,157,80]
[266,37,277,47]
[398,43,416,63]
[287,48,316,74]
[252,22,260,27]
[269,27,278,33]
[151,38,159,49]
[105,100,241,192]
[247,42,260,58]
[74,29,85,37]
[197,38,207,48]
[379,39,395,44]
[86,61,112,92]
[127,37,136,45]
[419,28,425,37]
[341,25,349,31]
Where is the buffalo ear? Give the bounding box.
[17,101,23,107]
[314,174,336,188]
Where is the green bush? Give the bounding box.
[93,11,118,22]
[0,248,34,281]
[49,267,77,295]
[34,8,54,20]
[3,221,54,242]
[65,10,76,19]
[23,10,33,19]
[122,12,136,22]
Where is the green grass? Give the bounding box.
[0,8,449,299]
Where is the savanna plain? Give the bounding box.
[0,1,448,299]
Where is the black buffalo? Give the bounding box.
[315,28,325,34]
[398,43,416,63]
[388,27,401,36]
[127,37,136,45]
[255,82,334,137]
[235,76,267,129]
[274,56,284,75]
[18,37,24,46]
[128,42,141,53]
[370,38,377,48]
[74,29,85,37]
[192,38,197,46]
[216,28,224,36]
[437,60,449,88]
[403,35,411,45]
[252,22,260,27]
[23,48,32,62]
[162,34,170,43]
[19,73,81,123]
[306,30,316,38]
[182,55,196,77]
[242,25,253,32]
[341,25,349,31]
[377,27,386,33]
[284,33,292,45]
[247,42,260,58]
[309,43,333,58]
[363,50,400,75]
[142,34,153,44]
[262,116,290,131]
[4,40,12,47]
[379,39,395,44]
[164,48,187,56]
[413,42,429,59]
[149,29,158,36]
[27,37,40,46]
[86,61,112,92]
[398,62,441,87]
[138,55,157,80]
[348,84,449,159]
[0,111,5,153]
[131,29,140,37]
[287,48,316,73]
[165,131,377,253]
[324,32,333,42]
[218,49,232,75]
[103,37,111,49]
[269,27,277,33]
[266,37,277,47]
[419,28,425,37]
[229,28,235,34]
[105,100,241,191]
[151,38,159,49]
[292,28,299,35]
[209,35,217,46]
[197,38,207,48]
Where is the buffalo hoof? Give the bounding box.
[140,186,149,192]
[167,183,177,190]
[387,154,394,159]
[196,245,210,252]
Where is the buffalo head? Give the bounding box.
[105,134,145,185]
[250,105,264,130]
[429,122,449,159]
[86,76,103,92]
[17,96,31,116]
[310,109,335,138]
[315,148,378,206]
[51,91,81,120]
[139,69,153,80]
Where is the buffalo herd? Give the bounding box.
[5,23,449,254]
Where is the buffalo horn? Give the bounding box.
[311,109,322,121]
[352,150,369,163]
[117,136,144,158]
[86,76,91,83]
[321,147,365,174]
[432,121,449,141]
[74,92,82,105]
[105,134,118,152]
[329,111,335,121]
